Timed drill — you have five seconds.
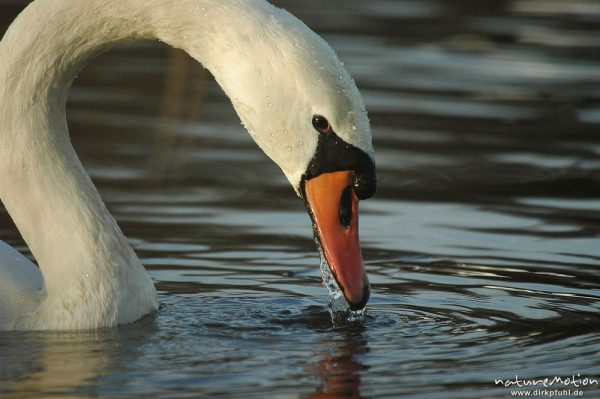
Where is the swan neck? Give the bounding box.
[0,0,246,327]
[1,0,223,104]
[0,0,286,329]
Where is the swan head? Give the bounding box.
[203,3,376,310]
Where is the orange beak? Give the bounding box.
[303,171,370,310]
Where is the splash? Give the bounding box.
[319,252,365,325]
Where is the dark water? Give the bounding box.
[2,0,600,398]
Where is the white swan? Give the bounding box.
[0,0,376,330]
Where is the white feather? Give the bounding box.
[0,0,373,330]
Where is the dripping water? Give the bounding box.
[318,250,365,325]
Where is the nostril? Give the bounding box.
[339,185,353,228]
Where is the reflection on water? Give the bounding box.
[309,330,367,399]
[152,48,208,187]
[1,0,600,398]
[2,331,114,399]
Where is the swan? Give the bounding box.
[0,0,376,330]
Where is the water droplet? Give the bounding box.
[319,251,365,324]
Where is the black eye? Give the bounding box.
[312,115,331,134]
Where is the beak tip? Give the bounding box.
[345,281,370,311]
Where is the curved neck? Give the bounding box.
[1,0,250,105]
[0,0,269,326]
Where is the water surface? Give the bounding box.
[1,0,600,398]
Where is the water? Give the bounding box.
[1,0,600,397]
[319,252,365,324]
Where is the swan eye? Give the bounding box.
[312,115,332,134]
